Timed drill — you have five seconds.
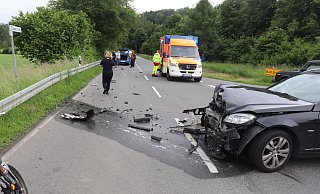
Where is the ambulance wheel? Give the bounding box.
[194,77,202,82]
[167,70,172,81]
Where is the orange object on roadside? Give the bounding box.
[264,68,282,76]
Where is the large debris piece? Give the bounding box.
[151,135,162,142]
[61,109,94,120]
[128,124,153,132]
[133,117,151,123]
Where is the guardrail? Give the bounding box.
[0,61,100,114]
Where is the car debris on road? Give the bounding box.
[151,135,162,142]
[60,109,94,120]
[133,117,151,123]
[128,124,153,131]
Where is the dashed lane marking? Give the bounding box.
[152,86,162,98]
[208,85,215,89]
[174,118,218,174]
[137,64,143,73]
[144,75,149,81]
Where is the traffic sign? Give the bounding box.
[9,25,21,33]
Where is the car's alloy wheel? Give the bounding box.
[248,130,293,172]
[262,137,290,169]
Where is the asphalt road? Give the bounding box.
[3,57,320,193]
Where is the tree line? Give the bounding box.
[0,0,320,67]
[129,0,320,67]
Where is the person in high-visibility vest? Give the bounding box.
[152,50,161,77]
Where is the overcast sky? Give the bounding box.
[0,0,224,23]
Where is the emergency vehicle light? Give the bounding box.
[164,35,199,45]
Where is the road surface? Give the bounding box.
[3,57,319,193]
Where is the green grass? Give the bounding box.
[0,54,82,100]
[0,66,101,149]
[0,54,32,69]
[203,62,276,86]
[139,54,152,61]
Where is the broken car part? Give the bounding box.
[128,124,153,132]
[61,109,94,120]
[133,117,151,123]
[151,135,162,142]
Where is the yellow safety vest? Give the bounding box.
[153,53,161,63]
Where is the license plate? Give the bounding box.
[182,74,192,78]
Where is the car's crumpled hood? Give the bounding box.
[217,85,314,114]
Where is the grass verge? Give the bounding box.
[0,66,101,149]
[0,54,84,100]
[139,54,152,61]
[203,62,274,86]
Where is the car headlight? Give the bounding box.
[224,113,256,125]
[197,63,202,68]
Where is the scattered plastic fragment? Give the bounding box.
[128,124,153,132]
[188,144,199,154]
[133,117,151,123]
[60,109,94,120]
[151,135,162,142]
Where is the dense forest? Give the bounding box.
[1,0,320,66]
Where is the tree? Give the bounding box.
[219,0,245,38]
[241,0,277,36]
[0,24,10,49]
[49,0,136,53]
[188,0,220,60]
[11,7,95,63]
[272,0,320,40]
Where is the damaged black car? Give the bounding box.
[185,71,320,172]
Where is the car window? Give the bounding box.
[306,63,320,70]
[269,74,320,103]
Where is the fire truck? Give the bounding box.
[159,35,202,82]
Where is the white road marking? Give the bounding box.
[3,111,60,160]
[174,118,184,126]
[152,86,162,98]
[184,133,218,173]
[200,81,203,83]
[174,118,218,174]
[208,85,216,89]
[137,64,143,73]
[144,75,149,81]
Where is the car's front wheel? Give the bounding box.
[248,130,293,172]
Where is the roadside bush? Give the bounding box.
[2,47,12,54]
[11,7,96,63]
[249,28,319,67]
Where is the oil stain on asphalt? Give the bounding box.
[57,100,253,178]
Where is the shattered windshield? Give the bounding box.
[269,74,320,103]
[171,46,199,58]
